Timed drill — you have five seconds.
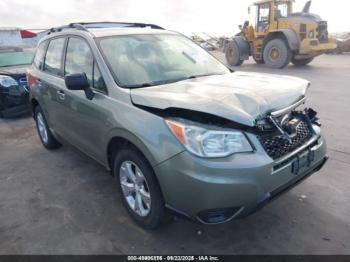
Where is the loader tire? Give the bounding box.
[291,57,314,66]
[225,41,244,66]
[263,38,292,69]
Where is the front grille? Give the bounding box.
[19,77,29,92]
[19,77,27,84]
[258,121,313,160]
[300,24,307,41]
[317,21,329,43]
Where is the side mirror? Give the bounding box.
[65,73,94,100]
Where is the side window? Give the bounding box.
[93,62,107,93]
[65,38,93,85]
[33,41,47,70]
[44,38,65,76]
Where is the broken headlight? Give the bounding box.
[165,119,253,158]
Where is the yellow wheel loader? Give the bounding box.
[225,0,337,68]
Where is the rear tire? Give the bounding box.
[34,106,61,150]
[113,146,166,229]
[225,41,244,66]
[291,57,314,66]
[263,38,292,69]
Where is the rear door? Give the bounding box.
[40,37,68,136]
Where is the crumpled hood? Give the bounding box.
[131,72,309,127]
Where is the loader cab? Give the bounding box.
[274,2,292,20]
[250,0,293,33]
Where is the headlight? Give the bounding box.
[166,119,253,158]
[0,75,18,88]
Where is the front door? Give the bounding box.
[60,37,110,162]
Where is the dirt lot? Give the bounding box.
[1,54,350,254]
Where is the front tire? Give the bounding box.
[34,106,61,150]
[291,57,314,66]
[113,147,165,229]
[225,41,244,66]
[263,38,292,69]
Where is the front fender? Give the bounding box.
[104,127,159,168]
[104,113,185,169]
[233,36,250,60]
[266,29,300,51]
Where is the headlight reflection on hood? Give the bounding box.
[165,119,253,158]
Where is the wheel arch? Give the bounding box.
[232,36,250,60]
[263,30,300,52]
[106,133,167,210]
[30,98,39,116]
[106,130,158,173]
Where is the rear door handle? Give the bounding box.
[57,90,65,100]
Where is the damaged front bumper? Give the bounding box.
[154,124,327,224]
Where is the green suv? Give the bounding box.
[28,22,328,229]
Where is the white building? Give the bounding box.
[0,27,40,47]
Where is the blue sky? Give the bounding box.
[0,0,349,36]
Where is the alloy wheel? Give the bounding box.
[37,112,48,144]
[119,161,151,217]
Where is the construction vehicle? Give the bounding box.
[224,0,337,68]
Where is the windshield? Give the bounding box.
[98,34,229,88]
[0,49,34,67]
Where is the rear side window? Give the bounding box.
[33,41,47,70]
[44,38,65,76]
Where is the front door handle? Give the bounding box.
[57,90,65,100]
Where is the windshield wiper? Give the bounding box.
[125,78,188,88]
[125,73,224,89]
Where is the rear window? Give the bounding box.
[44,38,65,76]
[33,41,48,70]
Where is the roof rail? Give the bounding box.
[47,23,89,35]
[72,22,164,30]
[47,21,164,35]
